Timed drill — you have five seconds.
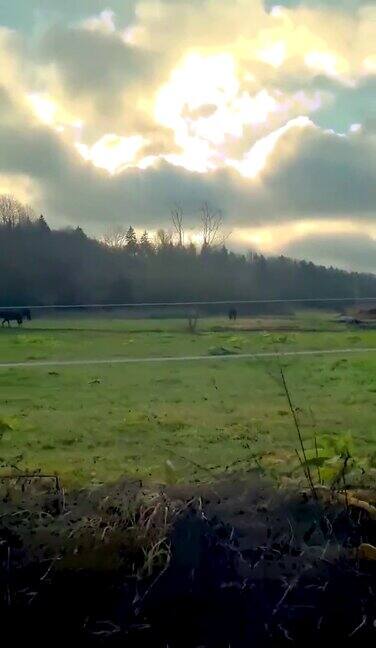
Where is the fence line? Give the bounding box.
[1,297,376,311]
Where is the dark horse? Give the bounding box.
[0,309,31,327]
[228,308,237,321]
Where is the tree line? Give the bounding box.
[0,194,375,308]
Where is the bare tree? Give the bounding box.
[23,204,36,223]
[0,194,35,228]
[187,308,199,333]
[0,195,18,228]
[102,225,127,249]
[171,203,185,246]
[199,202,230,250]
[155,228,173,249]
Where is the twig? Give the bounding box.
[40,557,60,582]
[133,559,171,614]
[331,450,351,499]
[7,545,11,606]
[287,517,295,547]
[314,432,322,485]
[278,625,293,642]
[342,452,350,511]
[55,475,65,514]
[321,539,330,560]
[154,442,218,481]
[294,449,312,490]
[348,615,367,637]
[295,449,306,478]
[280,369,316,499]
[273,577,298,616]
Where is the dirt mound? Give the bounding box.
[358,308,376,319]
[0,475,375,646]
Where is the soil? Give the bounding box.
[0,475,375,647]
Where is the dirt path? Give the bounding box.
[0,347,375,369]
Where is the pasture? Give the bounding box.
[0,311,375,487]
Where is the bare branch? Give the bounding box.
[0,194,36,228]
[170,203,185,247]
[101,225,127,249]
[155,228,173,249]
[199,202,230,250]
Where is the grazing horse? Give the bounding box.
[0,309,31,327]
[228,308,237,321]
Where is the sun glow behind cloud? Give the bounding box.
[0,0,375,274]
[257,41,286,68]
[0,173,40,205]
[28,93,57,126]
[154,52,241,172]
[20,0,361,183]
[363,54,376,74]
[228,115,312,179]
[12,1,375,192]
[28,93,152,174]
[153,52,323,175]
[25,61,324,179]
[23,43,344,181]
[304,50,350,81]
[233,219,376,254]
[76,134,148,174]
[28,93,83,134]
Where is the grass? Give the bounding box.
[0,312,375,487]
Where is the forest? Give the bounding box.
[1,195,375,307]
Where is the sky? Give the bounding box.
[0,0,375,272]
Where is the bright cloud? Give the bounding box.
[76,134,148,174]
[257,41,287,67]
[154,52,326,176]
[28,93,83,132]
[81,10,116,34]
[304,50,351,82]
[233,218,376,254]
[228,115,312,178]
[154,52,285,172]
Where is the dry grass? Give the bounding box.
[1,474,376,645]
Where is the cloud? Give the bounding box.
[127,0,376,82]
[307,75,376,132]
[0,1,137,33]
[0,110,251,229]
[4,0,375,150]
[265,1,376,12]
[39,23,160,99]
[0,0,376,272]
[34,22,169,139]
[0,95,375,230]
[283,232,376,274]
[19,0,373,146]
[258,120,376,217]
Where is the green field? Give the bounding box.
[0,313,375,487]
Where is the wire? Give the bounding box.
[1,297,376,310]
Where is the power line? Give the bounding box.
[1,297,376,310]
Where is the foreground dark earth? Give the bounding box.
[1,475,375,647]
